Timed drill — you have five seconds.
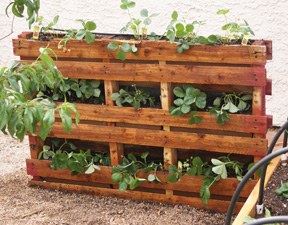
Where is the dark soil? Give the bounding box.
[262,163,288,216]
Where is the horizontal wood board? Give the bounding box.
[26,159,257,198]
[13,35,267,64]
[55,103,267,134]
[46,122,267,156]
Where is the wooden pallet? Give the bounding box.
[14,32,272,213]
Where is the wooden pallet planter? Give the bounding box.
[13,32,272,213]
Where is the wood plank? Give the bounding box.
[28,180,244,213]
[55,103,268,134]
[26,159,257,198]
[104,78,124,166]
[28,135,44,159]
[46,122,267,156]
[232,156,280,225]
[40,61,267,87]
[13,38,267,64]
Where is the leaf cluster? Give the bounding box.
[120,0,158,40]
[275,182,288,198]
[39,138,110,176]
[111,152,163,192]
[111,84,155,109]
[74,19,97,44]
[6,0,40,28]
[107,42,137,61]
[0,47,79,141]
[40,78,103,104]
[166,154,245,205]
[169,84,206,125]
[217,9,255,44]
[36,15,59,38]
[209,92,252,125]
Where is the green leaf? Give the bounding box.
[207,35,217,44]
[211,159,223,166]
[118,180,128,192]
[212,165,227,179]
[169,107,182,117]
[174,98,184,107]
[75,29,86,40]
[143,18,152,26]
[111,173,122,182]
[128,153,137,162]
[68,161,85,173]
[112,167,120,173]
[85,164,95,174]
[176,23,184,31]
[242,216,256,223]
[168,164,178,173]
[116,48,126,61]
[241,94,252,101]
[173,87,185,98]
[121,43,132,53]
[186,24,194,33]
[217,9,229,15]
[85,31,95,44]
[237,100,247,111]
[166,174,178,183]
[108,42,119,51]
[8,76,20,92]
[171,11,178,20]
[23,107,34,133]
[59,109,73,133]
[140,9,148,17]
[187,167,197,176]
[85,21,96,31]
[120,4,128,10]
[181,104,190,114]
[127,1,135,8]
[111,93,120,101]
[129,177,140,190]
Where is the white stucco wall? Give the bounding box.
[0,0,287,126]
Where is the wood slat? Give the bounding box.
[28,180,244,213]
[55,103,268,134]
[13,37,267,64]
[232,156,280,225]
[26,159,257,198]
[44,61,267,87]
[46,122,267,156]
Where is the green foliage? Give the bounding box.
[166,154,245,205]
[166,11,217,53]
[111,84,155,109]
[217,9,254,44]
[75,19,97,44]
[242,207,279,224]
[209,92,252,125]
[169,84,206,125]
[5,0,40,28]
[0,47,80,141]
[111,152,163,192]
[40,78,103,104]
[275,182,288,198]
[120,0,158,40]
[38,138,110,176]
[36,15,59,38]
[107,42,138,60]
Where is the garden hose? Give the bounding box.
[257,120,288,213]
[225,146,288,225]
[244,216,288,225]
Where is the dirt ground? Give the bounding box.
[0,129,284,225]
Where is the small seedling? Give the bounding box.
[75,19,97,44]
[107,42,137,61]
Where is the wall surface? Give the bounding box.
[0,0,287,126]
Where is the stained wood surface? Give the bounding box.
[54,103,268,134]
[26,159,257,198]
[232,156,280,225]
[46,122,267,156]
[28,179,245,213]
[13,37,267,64]
[40,61,267,87]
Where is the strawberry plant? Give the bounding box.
[275,182,288,198]
[0,47,79,141]
[39,138,110,176]
[110,84,155,109]
[217,9,255,44]
[107,42,138,61]
[111,152,163,192]
[169,84,206,125]
[166,154,245,205]
[209,92,252,125]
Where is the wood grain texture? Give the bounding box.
[26,159,257,198]
[13,37,267,64]
[46,122,267,156]
[232,156,280,225]
[28,179,245,213]
[54,103,268,134]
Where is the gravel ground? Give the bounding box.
[0,132,231,225]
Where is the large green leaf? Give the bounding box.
[85,31,95,44]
